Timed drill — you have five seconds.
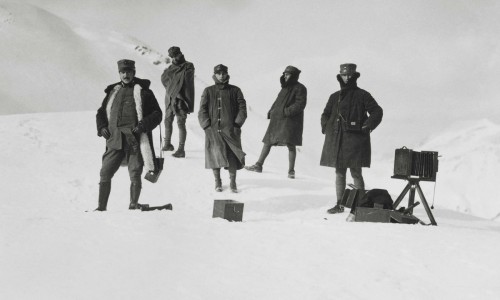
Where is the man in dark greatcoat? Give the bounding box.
[320,63,383,214]
[198,64,247,193]
[95,59,162,211]
[161,46,195,158]
[245,65,307,178]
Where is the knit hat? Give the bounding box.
[283,65,301,76]
[339,63,357,75]
[117,59,135,72]
[214,64,228,73]
[168,46,182,58]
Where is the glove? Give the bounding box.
[101,127,111,139]
[362,126,371,134]
[132,123,144,135]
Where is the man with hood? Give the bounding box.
[95,59,162,211]
[161,46,195,158]
[198,64,247,193]
[320,63,383,214]
[245,65,307,178]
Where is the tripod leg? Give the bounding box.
[393,182,411,209]
[408,185,416,214]
[416,183,437,226]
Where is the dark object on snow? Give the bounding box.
[355,189,394,210]
[393,146,439,182]
[213,199,244,222]
[351,189,421,224]
[354,206,420,224]
[140,203,173,211]
[144,156,164,183]
[340,187,367,208]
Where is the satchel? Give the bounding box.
[343,120,362,133]
[337,93,363,133]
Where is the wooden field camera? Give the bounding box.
[392,147,439,225]
[393,147,439,182]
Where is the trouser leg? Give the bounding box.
[163,108,174,145]
[176,113,187,150]
[287,144,296,172]
[350,167,365,190]
[129,182,142,209]
[256,143,272,166]
[97,182,111,211]
[335,167,347,204]
[98,148,125,210]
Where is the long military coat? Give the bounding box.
[262,75,307,146]
[198,76,247,169]
[320,74,383,169]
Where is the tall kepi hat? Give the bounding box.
[117,59,135,72]
[168,46,182,58]
[214,64,228,73]
[339,63,357,75]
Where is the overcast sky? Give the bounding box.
[14,0,500,139]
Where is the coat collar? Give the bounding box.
[337,73,360,90]
[105,77,151,93]
[212,74,230,89]
[280,74,299,88]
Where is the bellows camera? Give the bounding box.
[393,146,439,182]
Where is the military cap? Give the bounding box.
[117,59,135,72]
[339,63,357,75]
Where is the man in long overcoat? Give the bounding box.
[198,64,247,193]
[161,46,195,158]
[95,59,162,211]
[245,65,307,178]
[320,63,383,214]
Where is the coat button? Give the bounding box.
[218,130,221,133]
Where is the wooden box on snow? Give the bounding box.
[213,200,244,222]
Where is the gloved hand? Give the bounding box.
[101,127,111,139]
[362,126,371,134]
[132,124,144,135]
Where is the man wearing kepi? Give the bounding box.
[95,59,162,211]
[161,46,195,158]
[245,65,307,178]
[198,64,247,193]
[320,63,383,214]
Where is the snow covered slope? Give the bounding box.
[0,112,499,299]
[0,2,203,115]
[419,119,500,220]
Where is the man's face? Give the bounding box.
[120,70,135,84]
[215,71,228,82]
[171,54,182,64]
[341,74,352,84]
[283,72,292,82]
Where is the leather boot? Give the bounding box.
[129,182,142,209]
[95,182,111,211]
[213,169,222,192]
[230,174,238,193]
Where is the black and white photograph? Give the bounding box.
[1,0,499,299]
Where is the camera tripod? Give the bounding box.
[392,176,437,226]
